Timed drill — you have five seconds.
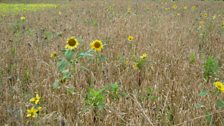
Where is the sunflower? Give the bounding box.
[90,40,103,52]
[214,81,224,92]
[50,51,57,58]
[191,5,197,11]
[65,37,79,50]
[128,35,134,41]
[172,4,177,9]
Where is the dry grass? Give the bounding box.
[0,0,224,125]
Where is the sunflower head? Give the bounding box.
[172,4,177,9]
[191,5,197,11]
[128,35,134,41]
[214,81,224,92]
[65,37,79,50]
[90,40,103,52]
[50,51,57,59]
[201,12,208,18]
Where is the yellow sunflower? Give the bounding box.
[65,37,79,50]
[128,35,134,41]
[90,40,103,52]
[214,81,224,92]
[172,4,177,9]
[191,5,197,11]
[50,51,57,58]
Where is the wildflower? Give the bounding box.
[37,106,42,111]
[212,15,216,20]
[183,6,188,10]
[26,107,38,118]
[201,12,208,18]
[59,11,62,15]
[165,8,170,11]
[30,94,41,105]
[214,81,224,92]
[191,5,197,11]
[50,51,57,58]
[172,4,177,9]
[177,13,180,16]
[20,16,26,21]
[65,37,79,50]
[128,35,134,41]
[140,53,147,59]
[90,40,103,52]
[127,7,132,14]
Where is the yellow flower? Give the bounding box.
[127,7,132,14]
[26,107,38,118]
[191,5,197,11]
[65,37,79,50]
[183,6,188,10]
[37,106,42,111]
[140,53,147,59]
[172,4,177,9]
[212,15,216,20]
[30,94,41,105]
[90,40,103,52]
[50,51,57,58]
[201,12,208,18]
[214,81,224,92]
[128,35,134,41]
[20,16,26,21]
[165,8,170,11]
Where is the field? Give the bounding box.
[1,0,224,125]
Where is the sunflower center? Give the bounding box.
[68,39,76,46]
[217,85,222,89]
[94,42,101,48]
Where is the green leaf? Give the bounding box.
[216,100,224,109]
[62,69,71,79]
[57,59,68,72]
[194,102,205,109]
[205,112,213,125]
[78,50,93,58]
[199,89,209,97]
[52,80,60,89]
[64,50,74,61]
[99,55,107,62]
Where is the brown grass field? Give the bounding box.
[1,0,224,125]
